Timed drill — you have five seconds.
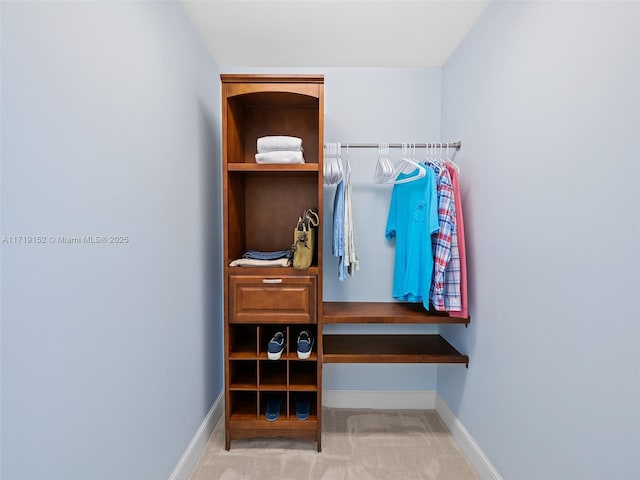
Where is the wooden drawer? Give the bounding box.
[229,275,317,324]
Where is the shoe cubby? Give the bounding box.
[259,360,287,390]
[259,326,289,359]
[289,361,317,391]
[289,392,317,422]
[290,325,318,360]
[229,391,258,420]
[229,324,258,359]
[259,391,287,421]
[229,360,257,390]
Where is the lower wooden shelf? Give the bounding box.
[322,334,468,366]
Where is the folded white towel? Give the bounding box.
[229,258,291,267]
[257,136,303,153]
[255,151,305,164]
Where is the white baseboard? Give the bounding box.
[168,392,224,480]
[322,389,436,409]
[435,393,503,480]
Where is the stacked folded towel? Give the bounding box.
[255,136,305,164]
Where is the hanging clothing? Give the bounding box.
[343,176,359,276]
[385,167,439,309]
[332,180,346,281]
[430,167,455,311]
[443,212,462,311]
[333,177,359,281]
[445,164,468,318]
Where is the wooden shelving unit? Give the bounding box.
[222,74,324,451]
[322,302,469,366]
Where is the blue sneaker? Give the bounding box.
[265,395,282,422]
[267,331,286,360]
[296,330,314,359]
[295,395,311,421]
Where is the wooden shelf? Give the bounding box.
[323,334,469,365]
[323,302,469,324]
[230,351,258,360]
[229,382,257,391]
[227,163,318,172]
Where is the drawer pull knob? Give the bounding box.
[262,278,283,284]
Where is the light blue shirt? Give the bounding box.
[332,180,346,281]
[385,168,439,308]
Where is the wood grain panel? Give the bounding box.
[323,302,470,324]
[323,334,469,365]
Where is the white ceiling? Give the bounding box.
[180,0,491,68]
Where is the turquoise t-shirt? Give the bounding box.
[385,167,439,309]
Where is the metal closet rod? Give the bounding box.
[327,141,462,150]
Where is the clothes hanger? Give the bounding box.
[388,143,426,184]
[382,143,395,182]
[444,143,461,174]
[323,143,331,185]
[324,143,341,185]
[427,142,446,175]
[337,142,344,184]
[344,143,351,183]
[325,142,345,185]
[374,143,394,184]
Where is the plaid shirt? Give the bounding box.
[430,168,455,310]
[443,211,462,311]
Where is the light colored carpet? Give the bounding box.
[189,408,479,480]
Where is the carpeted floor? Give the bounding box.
[188,408,479,480]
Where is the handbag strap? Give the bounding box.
[303,208,319,228]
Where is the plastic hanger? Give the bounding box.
[426,142,445,175]
[374,143,395,183]
[444,143,461,174]
[388,143,426,184]
[382,143,394,182]
[374,143,387,183]
[344,143,351,182]
[336,142,344,183]
[324,143,345,185]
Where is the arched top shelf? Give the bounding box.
[222,75,322,105]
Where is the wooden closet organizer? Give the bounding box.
[222,74,325,451]
[222,74,468,452]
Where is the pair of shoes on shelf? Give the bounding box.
[267,330,315,360]
[264,394,311,422]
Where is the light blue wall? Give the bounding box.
[439,2,640,479]
[1,2,223,480]
[222,67,444,391]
